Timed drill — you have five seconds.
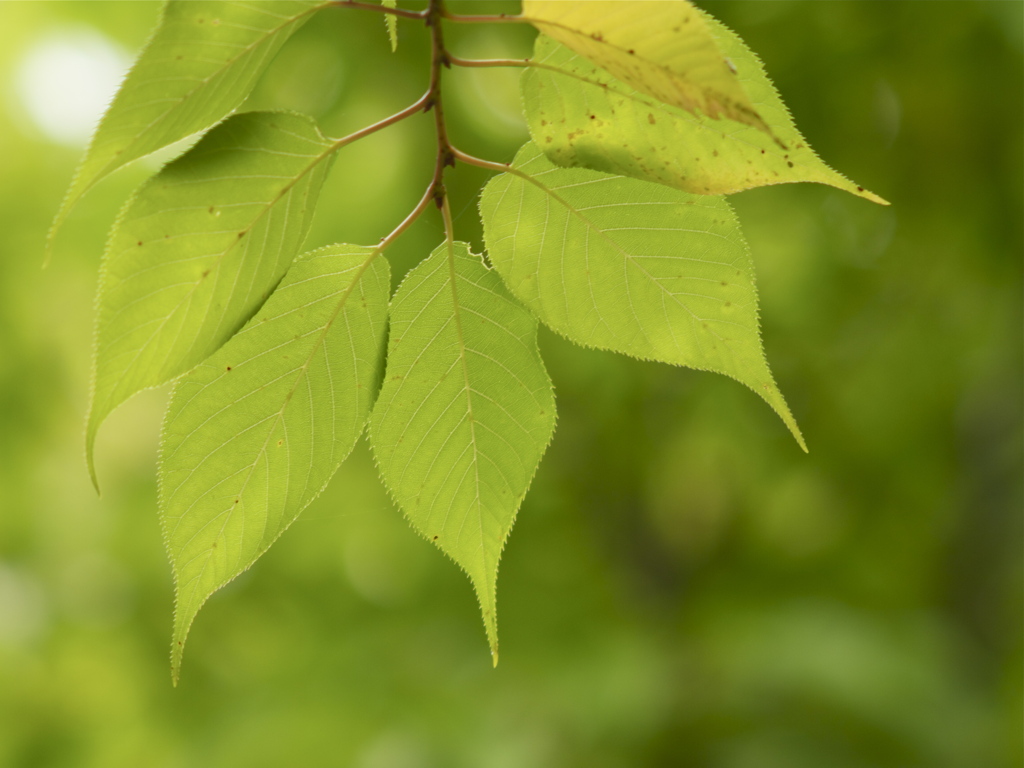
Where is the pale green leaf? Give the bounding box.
[369,242,556,662]
[382,0,398,52]
[480,142,805,450]
[88,111,337,487]
[521,0,772,137]
[522,26,886,203]
[160,245,390,683]
[51,0,325,247]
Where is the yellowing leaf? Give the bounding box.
[161,245,389,683]
[521,0,772,137]
[480,143,805,450]
[369,242,556,662]
[523,25,886,203]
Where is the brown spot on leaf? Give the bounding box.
[648,113,656,125]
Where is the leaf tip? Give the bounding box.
[860,187,890,206]
[85,430,101,496]
[170,607,194,687]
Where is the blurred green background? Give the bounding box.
[0,2,1020,766]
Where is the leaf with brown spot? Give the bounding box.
[522,18,886,203]
[50,0,326,252]
[480,142,805,450]
[521,0,774,137]
[160,245,389,683]
[87,111,337,489]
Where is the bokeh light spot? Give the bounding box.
[13,27,130,147]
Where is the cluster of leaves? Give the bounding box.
[55,0,883,682]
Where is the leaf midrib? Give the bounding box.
[171,250,381,596]
[442,246,485,552]
[101,130,340,401]
[89,2,328,189]
[507,161,734,348]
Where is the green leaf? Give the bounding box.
[522,25,886,203]
[480,142,805,450]
[51,0,325,247]
[369,242,556,662]
[160,244,390,683]
[382,0,398,52]
[88,111,337,487]
[521,0,772,137]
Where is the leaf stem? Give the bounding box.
[448,146,511,175]
[450,146,579,218]
[441,11,525,24]
[380,176,436,253]
[328,93,428,150]
[331,0,427,20]
[446,54,531,68]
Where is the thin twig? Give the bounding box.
[449,146,510,175]
[450,145,577,213]
[446,54,531,69]
[442,11,526,24]
[329,92,429,150]
[379,178,436,252]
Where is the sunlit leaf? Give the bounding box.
[51,0,325,247]
[480,142,805,449]
[369,242,556,661]
[521,0,772,136]
[88,111,337,486]
[160,244,389,683]
[382,0,398,51]
[522,28,885,203]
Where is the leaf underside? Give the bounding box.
[88,110,337,487]
[160,245,390,683]
[370,243,556,662]
[521,0,773,138]
[52,0,325,246]
[523,26,886,203]
[480,142,805,450]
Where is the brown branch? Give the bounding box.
[328,92,429,150]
